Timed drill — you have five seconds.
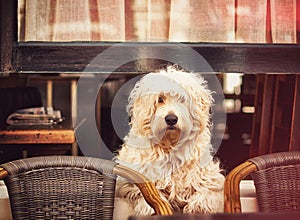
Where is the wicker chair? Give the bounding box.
[224,151,300,213]
[0,155,173,220]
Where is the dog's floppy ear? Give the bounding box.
[188,74,214,134]
[127,94,157,136]
[199,88,213,114]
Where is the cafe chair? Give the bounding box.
[0,155,173,220]
[224,151,300,213]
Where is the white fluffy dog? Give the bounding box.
[114,67,224,216]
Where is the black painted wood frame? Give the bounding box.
[1,0,300,74]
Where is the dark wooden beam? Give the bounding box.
[13,42,300,74]
[289,75,300,151]
[0,0,17,73]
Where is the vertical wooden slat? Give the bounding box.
[190,0,235,42]
[265,0,273,43]
[89,0,101,40]
[24,0,54,41]
[97,0,125,41]
[270,0,297,43]
[53,0,91,41]
[18,0,26,41]
[130,0,148,40]
[96,85,102,139]
[47,80,53,107]
[125,0,135,40]
[23,0,117,41]
[250,75,264,157]
[169,0,235,42]
[71,79,78,156]
[289,75,300,151]
[236,0,267,43]
[258,75,276,155]
[0,0,17,72]
[21,0,56,41]
[71,80,77,124]
[269,76,280,153]
[168,0,190,41]
[297,0,300,42]
[147,0,170,40]
[70,79,78,156]
[251,75,299,156]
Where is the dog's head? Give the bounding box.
[126,67,213,151]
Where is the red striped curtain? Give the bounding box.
[18,0,299,43]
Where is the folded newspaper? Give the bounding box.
[6,107,64,126]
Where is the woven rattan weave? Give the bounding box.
[224,151,300,213]
[0,155,172,220]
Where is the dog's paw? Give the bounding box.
[133,197,155,216]
[113,198,134,220]
[182,191,224,214]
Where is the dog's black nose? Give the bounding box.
[165,114,178,126]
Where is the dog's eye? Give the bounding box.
[179,96,185,103]
[158,96,164,103]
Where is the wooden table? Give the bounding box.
[0,121,77,155]
[0,125,75,144]
[129,212,300,220]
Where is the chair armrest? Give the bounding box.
[224,161,257,213]
[0,168,8,180]
[113,164,173,216]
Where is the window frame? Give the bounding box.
[1,0,300,74]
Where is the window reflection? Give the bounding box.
[18,0,299,43]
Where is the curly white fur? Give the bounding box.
[114,67,224,216]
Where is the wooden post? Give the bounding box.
[0,0,17,73]
[289,75,300,151]
[47,80,53,107]
[71,79,78,156]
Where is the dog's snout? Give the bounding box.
[165,114,178,126]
